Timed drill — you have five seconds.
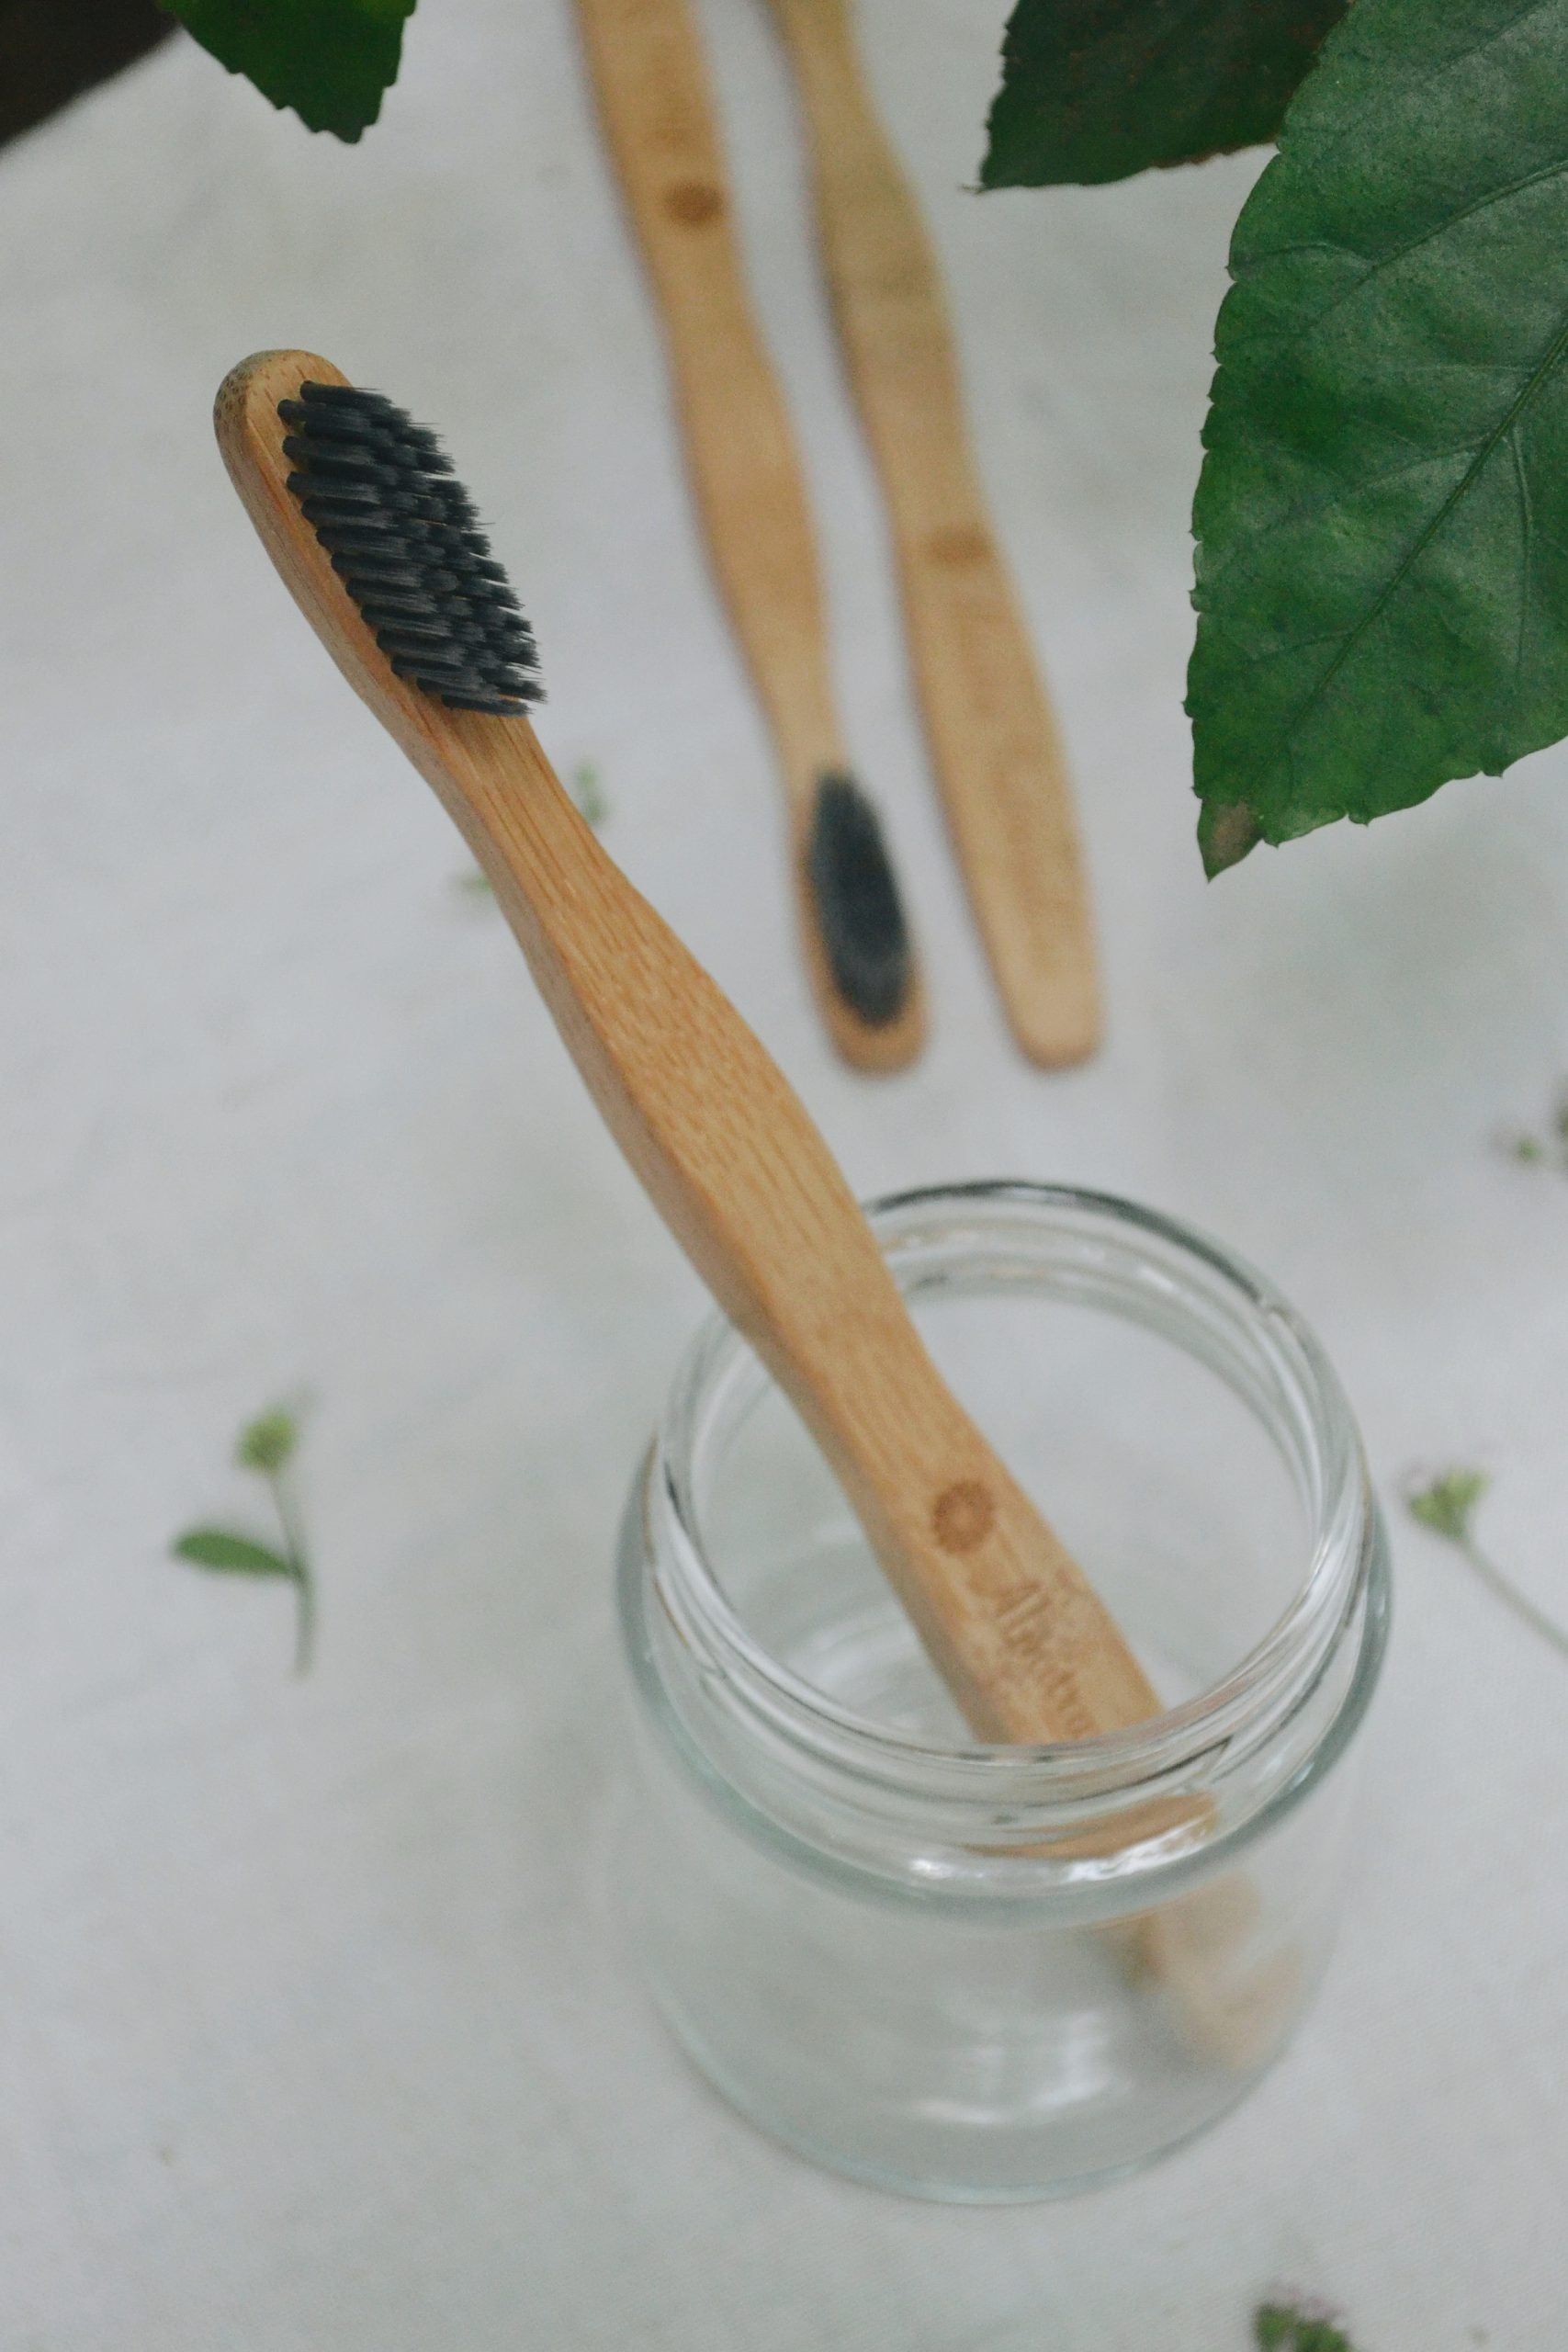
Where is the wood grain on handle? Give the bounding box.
[217,348,1153,1747]
[767,0,1100,1069]
[573,0,923,1073]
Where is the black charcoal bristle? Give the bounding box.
[805,773,912,1028]
[278,381,543,718]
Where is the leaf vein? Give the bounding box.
[1235,298,1568,799]
[1275,0,1566,172]
[1199,447,1467,594]
[1240,152,1568,329]
[1509,421,1533,688]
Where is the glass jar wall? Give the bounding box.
[616,1183,1390,2200]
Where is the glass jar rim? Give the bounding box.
[644,1181,1380,1822]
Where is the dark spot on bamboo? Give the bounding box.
[663,180,726,227]
[927,523,988,568]
[932,1479,995,1554]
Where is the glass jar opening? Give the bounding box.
[637,1182,1383,1864]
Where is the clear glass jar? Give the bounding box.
[615,1182,1389,2201]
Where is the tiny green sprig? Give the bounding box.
[570,761,610,828]
[1404,1467,1568,1667]
[1406,1466,1488,1546]
[235,1406,298,1476]
[1495,1084,1568,1173]
[1506,1131,1548,1165]
[1256,2307,1356,2352]
[173,1405,317,1673]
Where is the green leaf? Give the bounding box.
[1190,0,1568,872]
[236,1406,298,1476]
[980,0,1347,190]
[1256,2309,1355,2352]
[1405,1467,1490,1546]
[173,1528,297,1577]
[158,0,416,140]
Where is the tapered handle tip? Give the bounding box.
[1008,975,1101,1070]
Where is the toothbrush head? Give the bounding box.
[806,771,912,1029]
[277,379,542,718]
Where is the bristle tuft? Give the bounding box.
[805,773,912,1028]
[278,382,542,718]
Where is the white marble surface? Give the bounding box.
[3,2,1567,2343]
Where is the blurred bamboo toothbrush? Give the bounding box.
[573,0,923,1071]
[766,0,1100,1069]
[217,347,1167,1762]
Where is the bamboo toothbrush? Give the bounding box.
[218,353,1280,2059]
[572,0,923,1075]
[217,347,1151,1749]
[765,0,1100,1069]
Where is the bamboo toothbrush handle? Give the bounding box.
[469,752,1145,1743]
[218,347,1152,1745]
[767,0,1100,1070]
[458,763,1149,1741]
[431,729,1148,1744]
[573,0,923,1073]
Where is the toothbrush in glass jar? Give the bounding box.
[217,354,1276,2064]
